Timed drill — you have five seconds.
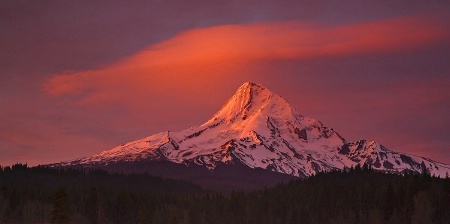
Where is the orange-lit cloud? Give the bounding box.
[44,16,448,106]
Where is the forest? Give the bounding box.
[0,163,449,224]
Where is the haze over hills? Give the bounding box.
[55,82,450,180]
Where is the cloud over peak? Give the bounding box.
[44,16,448,106]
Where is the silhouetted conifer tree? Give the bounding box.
[51,187,69,224]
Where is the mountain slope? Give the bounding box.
[58,82,450,178]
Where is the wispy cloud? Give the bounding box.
[43,16,448,106]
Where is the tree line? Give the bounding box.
[0,163,449,224]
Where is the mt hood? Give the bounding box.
[60,82,450,178]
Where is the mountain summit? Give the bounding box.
[60,82,450,178]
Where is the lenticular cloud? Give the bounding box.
[44,16,447,106]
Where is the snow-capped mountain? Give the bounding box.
[59,82,450,178]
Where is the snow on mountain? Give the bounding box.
[59,82,450,178]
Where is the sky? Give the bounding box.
[1,0,450,166]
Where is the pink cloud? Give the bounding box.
[43,15,448,107]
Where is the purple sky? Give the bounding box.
[1,0,450,166]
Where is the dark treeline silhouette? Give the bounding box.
[0,163,449,224]
[0,164,202,223]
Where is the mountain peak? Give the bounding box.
[208,82,290,124]
[239,81,266,92]
[234,82,269,103]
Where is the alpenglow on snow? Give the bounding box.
[60,82,450,178]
